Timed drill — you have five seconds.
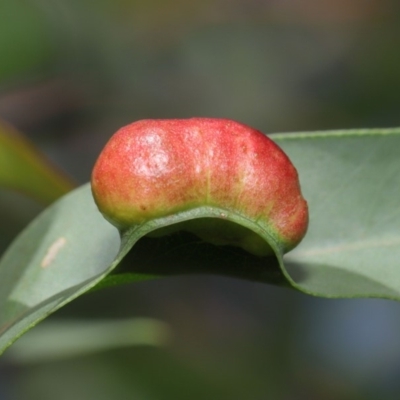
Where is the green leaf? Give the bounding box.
[5,318,171,364]
[0,120,75,204]
[1,127,400,356]
[0,184,121,355]
[100,127,400,300]
[273,128,400,299]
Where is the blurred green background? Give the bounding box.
[1,0,400,399]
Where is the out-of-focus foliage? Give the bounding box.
[0,1,54,84]
[0,120,75,203]
[5,318,171,364]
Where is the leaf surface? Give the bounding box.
[1,128,400,355]
[0,185,121,354]
[274,128,400,298]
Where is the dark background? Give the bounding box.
[1,0,400,398]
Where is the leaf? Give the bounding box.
[101,127,400,300]
[1,127,400,356]
[0,120,75,204]
[273,128,400,298]
[0,184,120,355]
[5,318,171,364]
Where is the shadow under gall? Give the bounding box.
[114,231,290,287]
